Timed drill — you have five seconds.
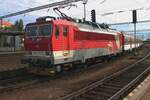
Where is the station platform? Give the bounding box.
[140,84,150,100]
[123,75,150,100]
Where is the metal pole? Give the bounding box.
[83,3,86,21]
[134,23,136,55]
[83,0,88,21]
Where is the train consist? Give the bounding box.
[22,16,142,75]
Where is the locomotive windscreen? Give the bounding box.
[25,26,37,36]
[25,24,52,37]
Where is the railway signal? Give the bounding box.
[132,10,137,23]
[91,9,96,22]
[132,10,137,55]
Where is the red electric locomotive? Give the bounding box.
[23,16,142,75]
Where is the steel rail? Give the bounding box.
[108,66,150,100]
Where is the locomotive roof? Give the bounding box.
[26,16,119,35]
[52,18,119,35]
[26,21,52,26]
[74,22,119,35]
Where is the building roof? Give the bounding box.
[0,20,13,27]
[0,30,24,36]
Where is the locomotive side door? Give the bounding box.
[62,26,70,58]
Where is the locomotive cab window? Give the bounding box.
[63,27,68,37]
[39,24,52,36]
[25,26,38,36]
[55,25,59,38]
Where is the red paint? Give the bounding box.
[24,19,123,54]
[0,19,13,27]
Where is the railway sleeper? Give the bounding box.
[90,91,114,98]
[111,76,132,80]
[93,88,118,97]
[119,74,144,80]
[80,93,108,100]
[130,67,148,74]
[128,67,146,72]
[120,76,137,81]
[79,93,101,100]
[96,85,121,92]
[108,79,130,85]
[73,97,88,100]
[90,90,115,97]
[109,78,129,83]
[102,82,125,88]
[113,78,131,81]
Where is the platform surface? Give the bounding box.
[123,75,150,100]
[139,81,150,100]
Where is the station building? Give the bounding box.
[0,20,23,52]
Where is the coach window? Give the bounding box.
[55,25,59,38]
[63,27,68,37]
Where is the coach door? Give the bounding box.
[62,26,70,57]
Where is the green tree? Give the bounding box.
[14,20,19,31]
[18,19,24,31]
[13,19,24,31]
[3,26,13,30]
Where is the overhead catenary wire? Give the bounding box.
[0,0,83,19]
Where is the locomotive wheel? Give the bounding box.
[49,70,56,76]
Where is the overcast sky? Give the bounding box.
[1,0,150,23]
[0,0,150,39]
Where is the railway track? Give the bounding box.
[0,45,148,96]
[0,68,39,94]
[58,52,150,100]
[0,53,123,94]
